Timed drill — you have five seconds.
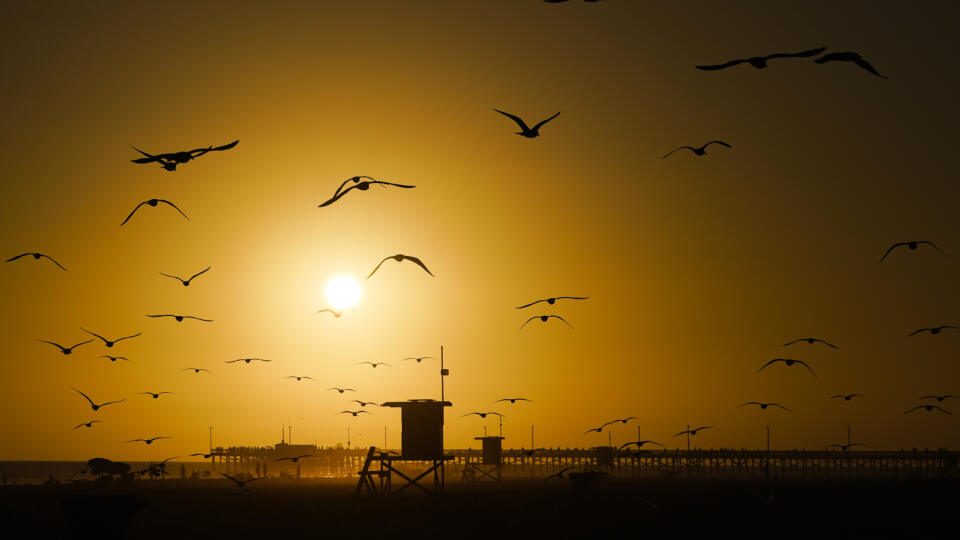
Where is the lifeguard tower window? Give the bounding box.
[382,399,452,460]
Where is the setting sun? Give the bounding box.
[325,275,362,310]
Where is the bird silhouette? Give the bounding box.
[82,329,142,348]
[674,426,713,437]
[662,141,732,158]
[317,309,343,318]
[608,417,639,424]
[463,412,504,419]
[905,405,951,414]
[919,394,958,402]
[695,47,826,70]
[783,337,837,349]
[493,109,561,138]
[189,452,223,459]
[284,375,313,381]
[317,179,415,208]
[139,391,173,399]
[219,471,263,488]
[340,410,371,417]
[544,467,575,480]
[72,388,125,411]
[126,436,171,445]
[40,339,94,355]
[908,325,959,337]
[328,387,356,394]
[618,440,664,450]
[519,315,572,331]
[350,400,380,407]
[147,314,212,322]
[73,420,102,430]
[879,241,946,263]
[832,394,862,401]
[584,422,613,434]
[358,362,390,368]
[495,398,533,404]
[826,443,866,451]
[6,252,67,271]
[814,51,886,78]
[367,254,433,279]
[130,140,238,171]
[514,296,589,309]
[183,367,211,374]
[403,356,437,363]
[226,358,272,364]
[274,454,314,463]
[757,358,817,377]
[120,199,189,226]
[159,266,210,286]
[739,402,791,412]
[100,355,130,363]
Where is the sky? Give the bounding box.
[1,0,959,461]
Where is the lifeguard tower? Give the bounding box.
[463,436,505,481]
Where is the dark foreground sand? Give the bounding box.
[2,477,957,539]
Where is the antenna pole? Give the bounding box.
[440,345,445,403]
[686,424,691,451]
[384,426,387,450]
[289,425,292,445]
[347,427,350,448]
[847,424,851,447]
[766,425,770,452]
[531,425,535,450]
[209,426,213,453]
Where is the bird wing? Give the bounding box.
[183,316,213,321]
[211,139,239,152]
[318,183,362,207]
[5,252,31,262]
[555,296,589,301]
[852,56,886,78]
[331,176,361,198]
[797,360,817,377]
[933,406,952,414]
[275,457,292,462]
[531,111,561,132]
[518,316,540,331]
[72,388,96,406]
[189,266,211,281]
[739,402,760,407]
[373,181,416,189]
[694,58,747,71]
[694,426,714,433]
[549,315,573,328]
[112,332,142,343]
[756,359,780,372]
[120,201,150,226]
[493,109,531,132]
[100,399,126,407]
[40,340,67,352]
[771,403,791,411]
[156,200,190,220]
[907,328,930,337]
[878,242,906,263]
[225,359,242,363]
[515,299,546,309]
[703,140,732,149]
[672,430,689,437]
[662,146,696,158]
[130,145,165,163]
[763,47,827,60]
[219,472,242,485]
[146,314,175,318]
[402,255,434,276]
[366,256,392,279]
[37,253,68,270]
[817,339,839,349]
[904,406,923,414]
[917,241,948,257]
[70,339,95,350]
[782,339,803,346]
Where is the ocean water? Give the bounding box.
[0,460,215,485]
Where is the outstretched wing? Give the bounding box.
[515,299,546,309]
[189,266,211,281]
[756,359,779,373]
[878,242,906,263]
[159,272,186,284]
[156,200,190,220]
[907,328,930,337]
[771,403,791,411]
[40,340,67,352]
[6,252,31,262]
[373,181,416,189]
[763,47,827,60]
[493,108,531,132]
[918,241,948,257]
[403,255,434,276]
[37,253,68,270]
[933,406,952,414]
[852,56,886,78]
[783,338,803,347]
[518,316,539,331]
[72,387,95,406]
[703,140,732,149]
[531,111,561,132]
[548,315,573,329]
[367,256,392,279]
[120,201,150,226]
[817,339,839,349]
[695,58,747,71]
[662,146,695,158]
[904,406,924,414]
[130,145,167,163]
[211,140,239,152]
[81,328,109,344]
[797,360,817,377]
[183,316,213,321]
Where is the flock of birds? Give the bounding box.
[3,3,956,486]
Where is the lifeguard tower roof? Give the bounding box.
[382,399,452,460]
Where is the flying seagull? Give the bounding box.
[519,315,572,331]
[826,443,866,451]
[71,388,125,411]
[130,140,239,171]
[318,179,415,208]
[120,199,189,226]
[147,314,213,322]
[358,361,390,368]
[608,417,639,425]
[739,402,791,412]
[814,51,886,78]
[757,358,817,377]
[275,455,314,463]
[126,436,171,444]
[515,296,589,309]
[219,471,263,488]
[350,400,380,407]
[403,356,437,363]
[226,358,272,364]
[100,355,130,363]
[832,394,862,401]
[340,410,371,417]
[583,423,612,434]
[545,467,575,480]
[695,47,826,71]
[919,394,958,402]
[190,452,223,459]
[40,339,94,355]
[493,109,561,138]
[908,325,960,337]
[663,141,732,158]
[495,398,532,404]
[879,241,946,263]
[367,254,433,279]
[783,337,837,349]
[674,426,713,437]
[73,420,102,430]
[618,440,664,450]
[284,375,313,381]
[328,387,356,394]
[905,405,951,414]
[317,309,343,318]
[159,267,211,286]
[82,329,142,348]
[183,367,210,374]
[6,252,67,271]
[463,412,504,419]
[139,391,173,399]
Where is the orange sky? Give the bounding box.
[2,1,959,460]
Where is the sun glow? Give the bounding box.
[325,275,362,310]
